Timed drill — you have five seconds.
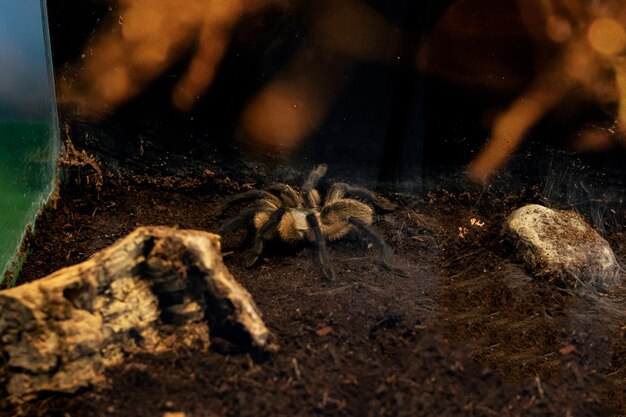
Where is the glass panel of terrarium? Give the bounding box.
[0,0,59,283]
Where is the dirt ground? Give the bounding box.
[3,165,626,417]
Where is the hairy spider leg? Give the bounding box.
[246,206,287,268]
[221,206,258,234]
[305,212,336,281]
[327,183,396,211]
[220,190,280,216]
[301,164,328,208]
[220,206,260,249]
[301,164,328,193]
[348,217,407,277]
[267,183,301,208]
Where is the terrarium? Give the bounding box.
[1,1,625,416]
[0,0,59,284]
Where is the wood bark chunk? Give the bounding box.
[505,204,622,288]
[0,227,275,403]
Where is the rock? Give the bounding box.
[0,227,275,404]
[504,204,621,288]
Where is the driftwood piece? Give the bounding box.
[0,227,274,403]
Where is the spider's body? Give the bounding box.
[220,165,402,280]
[254,190,373,243]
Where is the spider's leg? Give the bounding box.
[302,164,328,208]
[305,213,336,281]
[220,206,258,235]
[267,184,300,207]
[302,164,328,193]
[220,190,277,216]
[220,206,259,248]
[348,217,407,277]
[332,183,396,211]
[246,207,286,268]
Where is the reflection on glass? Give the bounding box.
[0,0,59,283]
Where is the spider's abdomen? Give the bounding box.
[321,199,373,241]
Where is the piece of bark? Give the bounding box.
[0,227,275,403]
[505,204,622,288]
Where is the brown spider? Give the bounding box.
[220,165,404,280]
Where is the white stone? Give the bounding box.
[505,204,621,288]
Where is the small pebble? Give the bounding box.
[316,326,333,337]
[505,204,621,288]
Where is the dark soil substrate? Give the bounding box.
[4,170,626,417]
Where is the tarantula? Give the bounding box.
[220,165,403,280]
